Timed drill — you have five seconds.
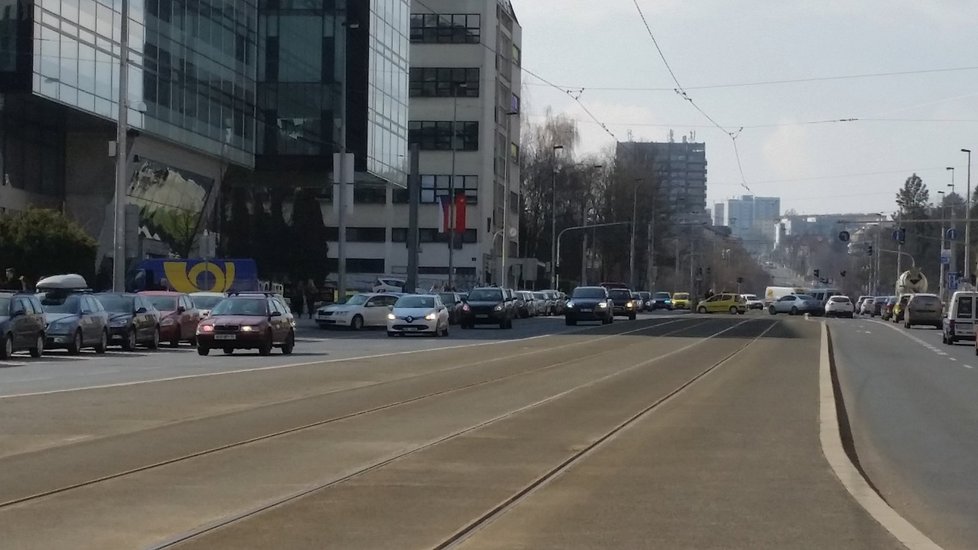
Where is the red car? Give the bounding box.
[138,291,201,347]
[196,294,295,356]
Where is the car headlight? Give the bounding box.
[241,325,258,332]
[425,312,437,321]
[566,301,575,308]
[387,313,396,320]
[598,302,609,308]
[199,324,214,333]
[494,304,503,311]
[626,301,634,308]
[161,318,176,326]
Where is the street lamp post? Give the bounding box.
[939,190,947,301]
[111,0,130,292]
[501,111,519,288]
[630,178,641,289]
[550,144,563,289]
[963,149,973,284]
[448,82,469,290]
[948,167,957,286]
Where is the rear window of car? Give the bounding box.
[572,288,606,299]
[609,290,632,300]
[911,296,940,308]
[957,296,974,318]
[830,297,850,303]
[467,289,503,301]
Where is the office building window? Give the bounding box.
[408,121,479,151]
[347,227,387,243]
[420,175,478,204]
[347,259,386,273]
[410,68,479,98]
[410,14,480,44]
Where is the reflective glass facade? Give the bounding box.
[30,0,257,167]
[366,0,409,187]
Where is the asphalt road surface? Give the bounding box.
[0,313,905,549]
[832,314,978,550]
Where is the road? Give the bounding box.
[831,315,978,550]
[0,312,906,549]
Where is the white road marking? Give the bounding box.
[0,319,692,400]
[949,357,958,362]
[964,365,975,369]
[820,323,944,550]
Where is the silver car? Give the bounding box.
[387,294,450,337]
[768,294,822,316]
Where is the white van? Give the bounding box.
[943,291,978,345]
[764,286,805,306]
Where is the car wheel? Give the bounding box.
[67,330,82,355]
[351,315,364,330]
[499,319,507,329]
[170,336,180,348]
[197,346,210,356]
[189,336,197,347]
[223,347,234,355]
[122,329,136,351]
[442,324,449,337]
[0,333,13,359]
[258,331,273,356]
[608,315,614,324]
[94,330,108,354]
[281,331,295,354]
[790,307,798,316]
[769,306,777,315]
[697,306,708,314]
[29,333,44,358]
[148,328,160,350]
[387,331,396,337]
[729,306,738,315]
[629,314,636,320]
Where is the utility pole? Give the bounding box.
[111,0,130,292]
[405,144,420,294]
[501,111,517,288]
[963,148,972,283]
[550,144,563,289]
[629,178,640,289]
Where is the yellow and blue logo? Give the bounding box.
[162,261,238,293]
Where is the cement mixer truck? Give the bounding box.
[895,267,928,295]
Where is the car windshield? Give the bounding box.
[609,290,632,300]
[0,297,10,313]
[534,292,547,300]
[191,295,224,310]
[96,295,134,313]
[744,295,758,300]
[397,296,435,308]
[343,295,370,306]
[211,298,266,316]
[654,292,670,299]
[40,294,81,314]
[468,289,503,301]
[146,296,178,311]
[572,288,606,299]
[674,293,689,299]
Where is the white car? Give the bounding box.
[316,293,400,330]
[373,277,406,293]
[824,295,855,318]
[189,292,226,318]
[387,294,450,337]
[741,294,764,310]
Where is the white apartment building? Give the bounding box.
[334,0,522,290]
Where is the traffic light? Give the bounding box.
[867,245,874,256]
[814,269,820,278]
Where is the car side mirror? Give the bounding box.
[135,307,147,314]
[177,306,186,313]
[11,309,26,318]
[270,311,282,318]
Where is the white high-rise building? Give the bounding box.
[334,0,521,290]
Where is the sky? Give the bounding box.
[509,0,978,216]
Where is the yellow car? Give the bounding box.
[696,293,747,314]
[672,292,691,310]
[892,293,912,323]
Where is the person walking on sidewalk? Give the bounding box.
[304,279,318,319]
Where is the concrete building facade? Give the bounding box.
[616,138,709,224]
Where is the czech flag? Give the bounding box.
[439,195,451,234]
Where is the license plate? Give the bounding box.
[214,334,236,341]
[580,309,592,313]
[476,314,489,319]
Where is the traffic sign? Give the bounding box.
[948,272,961,290]
[947,228,959,241]
[838,231,850,243]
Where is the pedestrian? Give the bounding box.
[292,283,305,318]
[305,279,317,319]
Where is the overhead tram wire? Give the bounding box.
[413,0,618,141]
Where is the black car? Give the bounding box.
[0,292,46,359]
[608,288,638,320]
[565,286,614,325]
[437,292,465,325]
[94,293,162,350]
[650,291,673,311]
[460,287,514,329]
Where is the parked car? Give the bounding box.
[892,294,912,323]
[608,288,638,320]
[904,293,942,329]
[767,294,821,316]
[190,291,226,318]
[534,291,554,316]
[650,291,673,311]
[631,292,644,312]
[386,294,450,337]
[372,277,406,293]
[139,291,201,347]
[518,291,540,317]
[38,292,109,354]
[0,292,46,359]
[511,290,529,318]
[565,286,614,325]
[316,293,400,330]
[741,294,765,310]
[945,291,978,345]
[881,296,898,320]
[460,287,514,329]
[438,292,465,324]
[671,292,691,310]
[824,295,855,318]
[697,293,747,314]
[94,293,162,350]
[196,294,295,356]
[858,297,876,316]
[873,296,890,317]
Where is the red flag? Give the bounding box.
[455,193,466,234]
[439,195,451,233]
